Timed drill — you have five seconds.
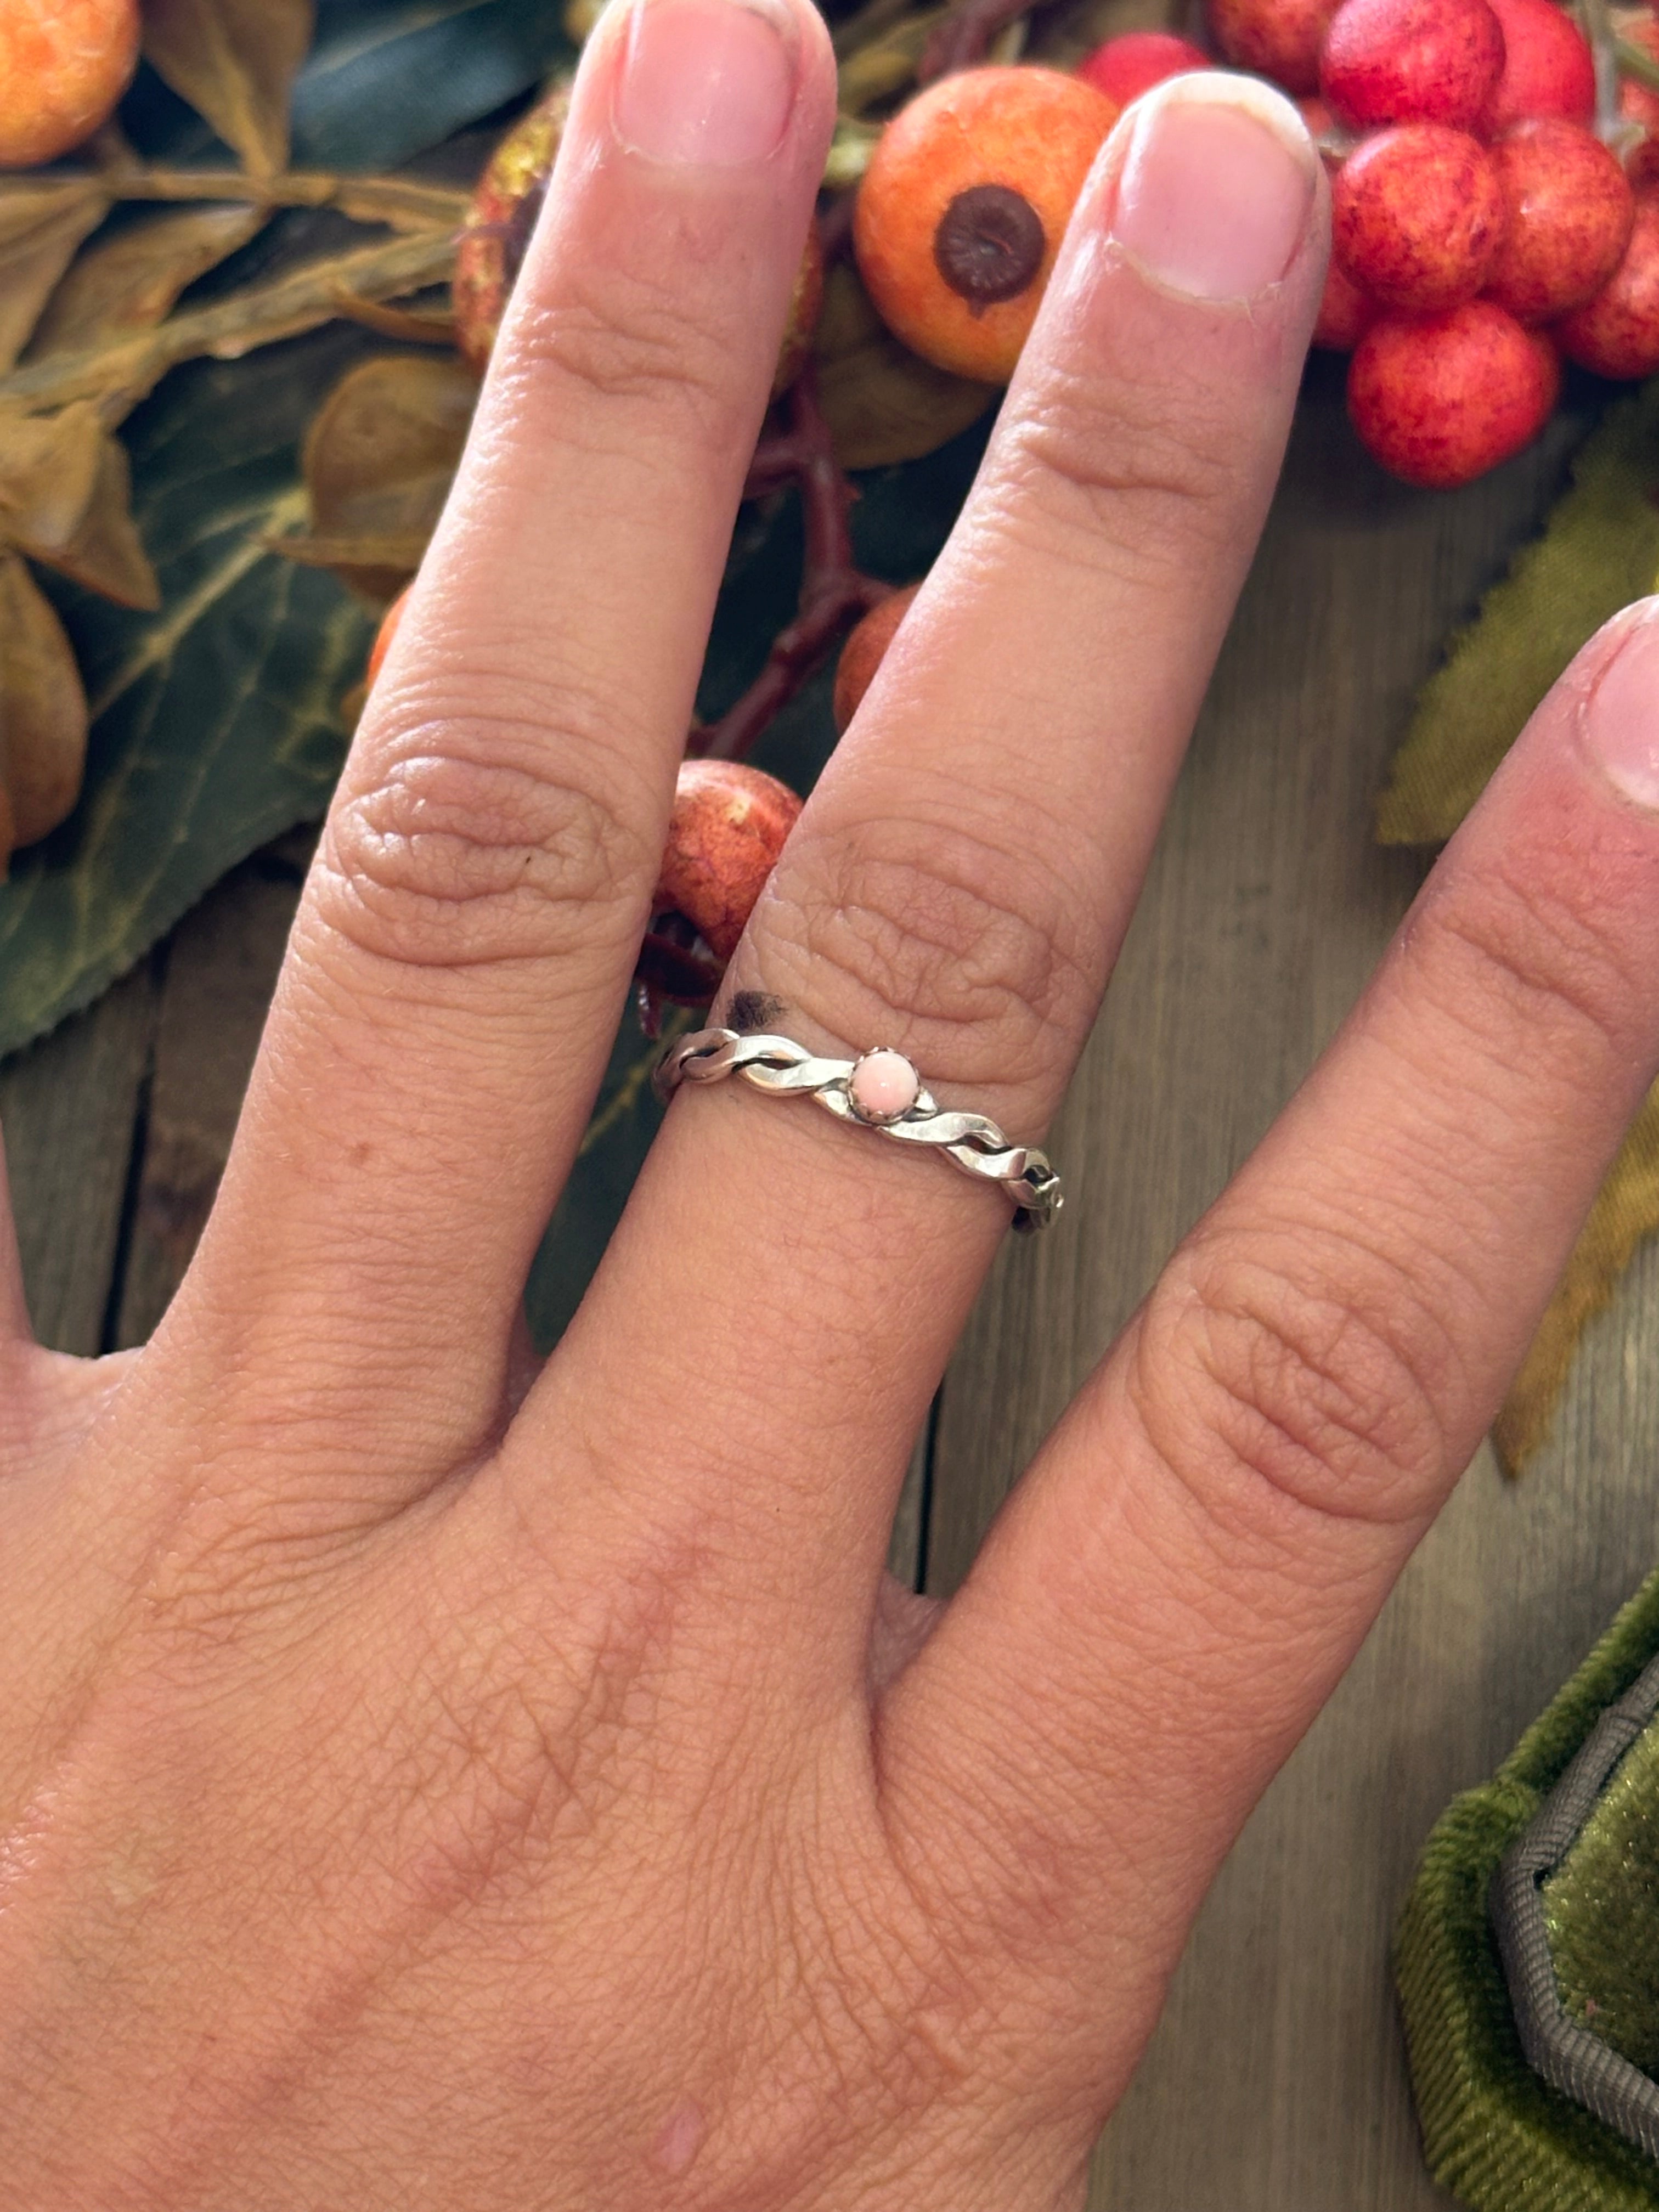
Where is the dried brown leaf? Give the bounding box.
[0,181,111,374]
[0,554,91,849]
[325,292,455,346]
[142,0,316,179]
[0,229,459,424]
[24,205,267,362]
[0,403,160,610]
[296,352,478,602]
[0,405,104,551]
[814,262,995,471]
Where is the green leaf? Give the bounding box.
[290,0,574,172]
[1378,380,1659,845]
[118,0,572,174]
[0,331,377,1057]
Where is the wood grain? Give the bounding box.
[0,965,155,1356]
[112,840,307,1349]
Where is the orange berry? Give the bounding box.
[455,82,820,393]
[0,0,138,167]
[853,67,1118,386]
[833,584,921,733]
[453,84,573,376]
[365,586,411,693]
[653,762,802,964]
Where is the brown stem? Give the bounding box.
[919,0,1032,82]
[0,228,458,423]
[25,164,473,232]
[691,363,890,764]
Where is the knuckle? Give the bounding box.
[501,254,740,436]
[1132,1228,1455,1531]
[760,813,1093,1099]
[1409,850,1643,1072]
[314,714,653,974]
[991,354,1249,578]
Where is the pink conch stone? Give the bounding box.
[850,1048,919,1123]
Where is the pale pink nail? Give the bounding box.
[1110,74,1317,302]
[1582,600,1659,809]
[614,0,798,167]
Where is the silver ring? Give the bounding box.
[653,1026,1064,1233]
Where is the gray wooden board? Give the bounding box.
[4,371,1657,2206]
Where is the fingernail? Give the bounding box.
[1582,600,1659,809]
[613,0,798,167]
[1109,74,1317,302]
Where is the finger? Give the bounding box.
[527,77,1326,1647]
[879,602,1659,2073]
[168,0,837,1479]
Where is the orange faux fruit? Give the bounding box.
[0,0,139,167]
[854,66,1118,386]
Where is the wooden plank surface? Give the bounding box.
[5,365,1655,2207]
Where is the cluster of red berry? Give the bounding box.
[1104,0,1659,488]
[851,1,1659,491]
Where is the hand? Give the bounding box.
[5,7,1659,2207]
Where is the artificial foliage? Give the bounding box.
[1396,1566,1659,2211]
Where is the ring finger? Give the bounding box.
[526,74,1328,1651]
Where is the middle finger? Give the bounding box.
[532,75,1327,1645]
[162,0,836,1485]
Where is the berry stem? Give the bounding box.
[690,359,892,764]
[1579,0,1625,133]
[1616,33,1659,95]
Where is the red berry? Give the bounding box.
[652,763,803,964]
[1481,0,1593,129]
[1332,124,1504,312]
[1312,254,1379,347]
[1347,301,1560,486]
[1556,191,1659,379]
[1484,119,1633,323]
[1206,0,1342,95]
[1321,0,1506,130]
[1077,31,1211,107]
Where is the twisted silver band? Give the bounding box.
[652,1028,1064,1233]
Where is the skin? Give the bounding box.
[3,8,1659,2208]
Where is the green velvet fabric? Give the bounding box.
[1546,1706,1659,2083]
[1395,1567,1659,2209]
